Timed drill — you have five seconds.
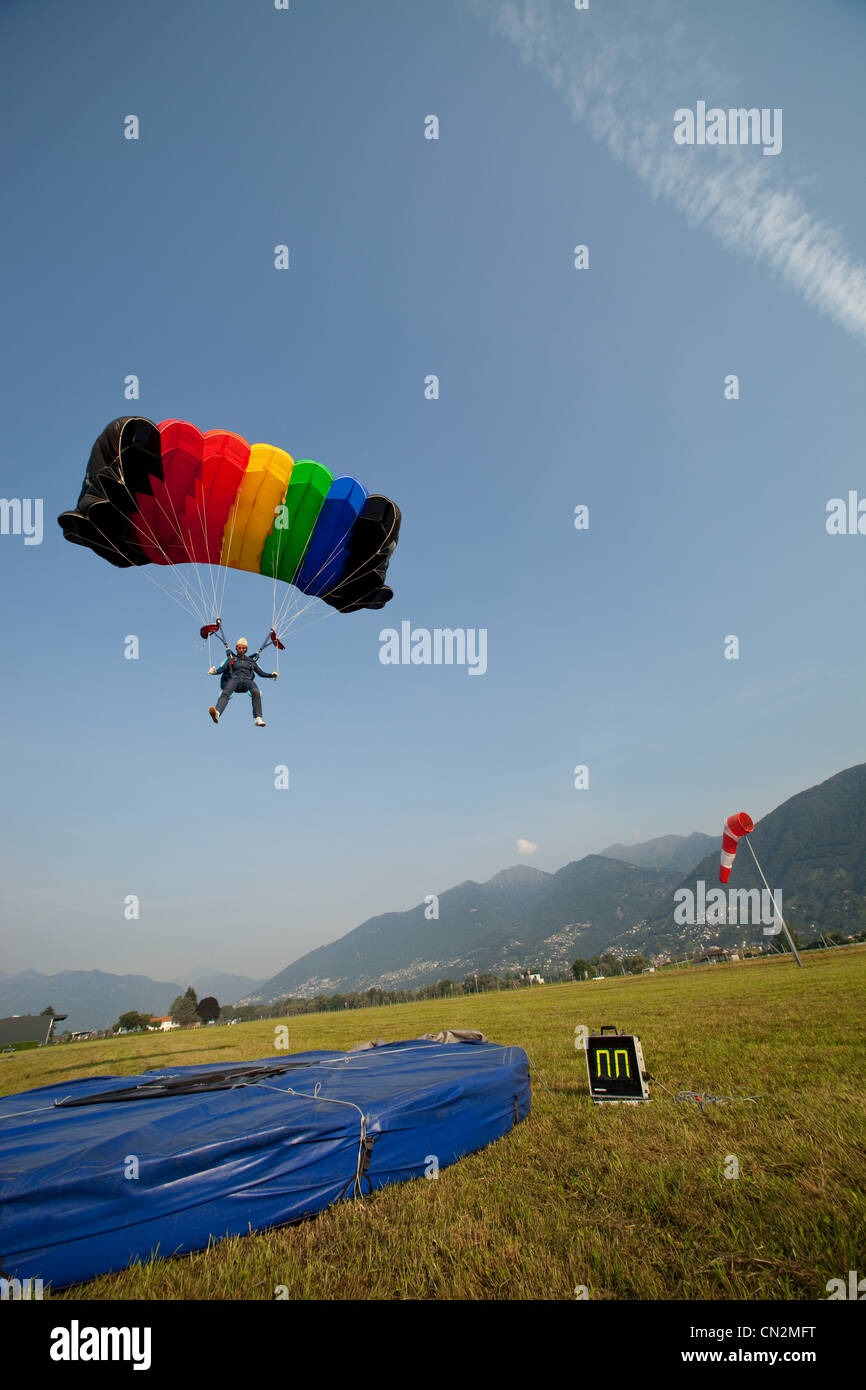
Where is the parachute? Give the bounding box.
[57,418,401,638]
[719,811,754,883]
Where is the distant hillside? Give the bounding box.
[188,970,264,1003]
[14,766,864,1021]
[247,856,680,1002]
[600,831,716,874]
[0,970,183,1034]
[633,764,866,957]
[246,871,549,1001]
[249,765,866,999]
[0,968,264,1034]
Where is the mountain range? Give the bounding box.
[600,831,716,874]
[7,765,864,1026]
[245,765,865,1000]
[243,855,682,1002]
[637,763,866,955]
[0,969,264,1035]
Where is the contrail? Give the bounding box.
[468,0,866,341]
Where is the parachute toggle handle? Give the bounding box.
[258,627,285,654]
[201,619,229,650]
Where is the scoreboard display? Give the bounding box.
[585,1027,650,1103]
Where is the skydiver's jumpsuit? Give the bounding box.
[213,652,277,719]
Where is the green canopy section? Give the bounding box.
[260,459,334,583]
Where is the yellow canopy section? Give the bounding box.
[220,443,294,573]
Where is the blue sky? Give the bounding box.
[1,0,864,983]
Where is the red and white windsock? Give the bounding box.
[719,812,754,883]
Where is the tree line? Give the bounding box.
[107,972,572,1030]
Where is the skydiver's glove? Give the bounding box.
[208,667,217,675]
[272,671,279,679]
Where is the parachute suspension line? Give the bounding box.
[104,463,213,623]
[269,477,401,641]
[69,509,207,623]
[250,491,401,649]
[269,503,290,668]
[207,485,400,651]
[269,516,353,639]
[270,502,285,652]
[272,504,401,640]
[271,524,348,636]
[189,484,223,627]
[742,837,803,968]
[270,581,280,677]
[203,620,231,673]
[93,477,212,623]
[215,484,245,627]
[103,498,208,620]
[268,506,315,650]
[271,545,277,642]
[68,489,197,619]
[118,461,214,627]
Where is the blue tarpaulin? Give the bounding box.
[0,1038,530,1288]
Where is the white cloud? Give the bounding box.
[517,838,539,855]
[469,0,866,341]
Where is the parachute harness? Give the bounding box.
[200,620,285,680]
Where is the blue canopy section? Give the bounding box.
[0,1038,530,1289]
[294,476,367,596]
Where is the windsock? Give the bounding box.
[719,812,754,883]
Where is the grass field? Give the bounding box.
[2,947,864,1301]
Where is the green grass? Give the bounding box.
[3,948,864,1300]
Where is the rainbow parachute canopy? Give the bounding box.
[57,418,401,613]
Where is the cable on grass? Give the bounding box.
[524,1055,553,1095]
[648,1076,761,1109]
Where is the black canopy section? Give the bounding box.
[53,1061,315,1108]
[56,417,162,567]
[321,495,402,612]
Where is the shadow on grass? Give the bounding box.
[40,1044,238,1076]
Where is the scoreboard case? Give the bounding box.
[585,1025,650,1104]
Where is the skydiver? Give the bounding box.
[208,637,278,726]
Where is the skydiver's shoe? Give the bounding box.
[254,717,266,726]
[209,707,219,723]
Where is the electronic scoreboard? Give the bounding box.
[585,1025,650,1103]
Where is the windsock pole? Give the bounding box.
[743,837,803,968]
